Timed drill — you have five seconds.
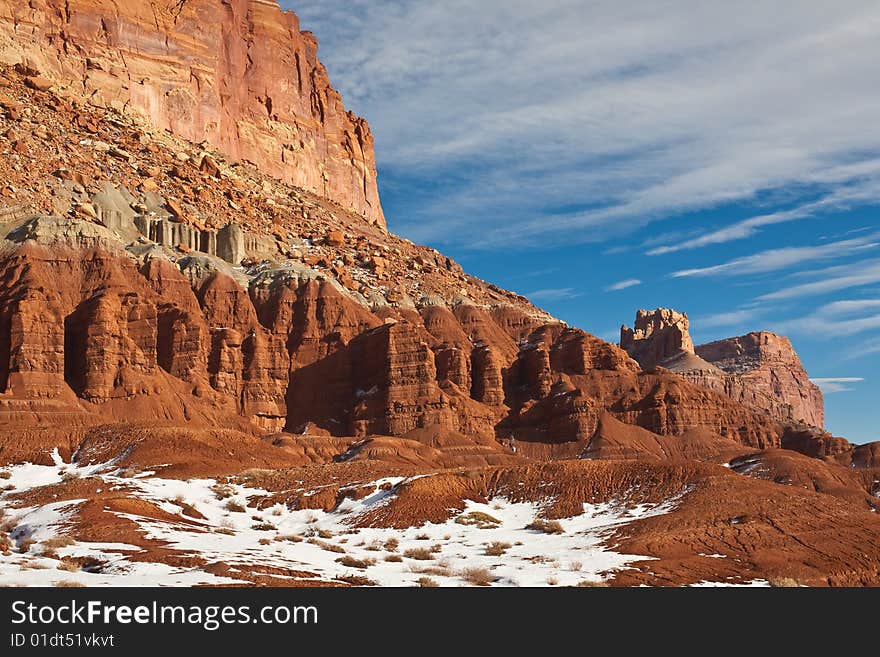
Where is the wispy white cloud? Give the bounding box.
[527,287,582,301]
[694,308,764,329]
[759,259,880,300]
[293,0,880,249]
[810,377,865,393]
[606,278,642,291]
[772,298,880,336]
[649,173,880,255]
[670,233,879,277]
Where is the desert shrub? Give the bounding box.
[455,512,500,529]
[43,536,75,550]
[577,580,609,587]
[225,500,246,513]
[484,541,511,556]
[415,533,430,541]
[337,574,378,587]
[251,523,277,532]
[569,561,583,572]
[410,564,452,577]
[238,468,273,482]
[526,518,564,534]
[258,538,272,546]
[417,577,439,588]
[769,577,800,588]
[365,540,383,552]
[214,528,236,536]
[317,529,335,539]
[211,484,235,500]
[403,547,434,561]
[279,534,302,543]
[336,556,376,569]
[55,581,85,588]
[60,471,79,482]
[308,538,346,554]
[460,568,495,586]
[384,554,403,563]
[546,577,559,586]
[0,470,11,479]
[57,559,80,572]
[383,537,399,551]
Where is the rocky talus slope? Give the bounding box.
[0,0,385,225]
[0,1,878,587]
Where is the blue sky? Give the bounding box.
[287,1,880,443]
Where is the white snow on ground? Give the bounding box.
[0,455,717,587]
[689,580,770,587]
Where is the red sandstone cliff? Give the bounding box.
[0,0,385,226]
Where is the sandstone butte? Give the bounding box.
[0,0,878,588]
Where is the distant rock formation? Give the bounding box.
[620,308,694,370]
[0,0,385,226]
[621,308,824,428]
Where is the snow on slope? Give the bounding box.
[0,454,753,587]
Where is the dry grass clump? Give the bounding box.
[308,538,346,554]
[57,559,80,572]
[484,541,511,556]
[43,536,75,550]
[410,564,453,577]
[336,555,376,569]
[455,512,500,529]
[384,554,403,563]
[55,581,86,588]
[0,470,11,479]
[417,577,439,588]
[768,577,800,588]
[212,483,235,500]
[278,534,303,543]
[460,567,495,586]
[337,574,378,587]
[403,547,435,561]
[224,500,246,513]
[577,580,610,587]
[60,471,79,482]
[238,468,273,482]
[317,529,335,539]
[251,522,277,532]
[526,518,564,534]
[383,537,399,551]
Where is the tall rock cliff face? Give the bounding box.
[0,23,861,472]
[0,0,385,226]
[696,332,824,429]
[621,308,824,428]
